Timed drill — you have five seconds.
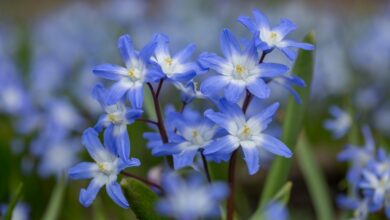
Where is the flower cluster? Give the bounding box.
[336,126,390,219]
[68,8,312,219]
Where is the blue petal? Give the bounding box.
[82,128,106,162]
[94,115,110,132]
[220,29,241,59]
[169,70,196,82]
[273,18,296,38]
[79,178,104,207]
[93,64,127,81]
[113,124,130,161]
[224,82,245,103]
[102,124,116,155]
[106,182,129,208]
[92,83,108,107]
[252,9,270,30]
[118,157,141,170]
[283,40,314,50]
[241,142,260,175]
[259,134,292,157]
[258,63,289,77]
[125,109,143,123]
[173,149,198,170]
[127,85,144,109]
[139,40,157,63]
[69,162,98,180]
[280,47,297,61]
[209,182,229,199]
[203,135,240,155]
[106,81,131,105]
[247,102,279,131]
[145,62,164,82]
[174,43,196,63]
[154,33,170,58]
[200,75,229,97]
[152,143,181,156]
[117,35,137,68]
[198,52,229,74]
[237,16,257,33]
[247,77,270,99]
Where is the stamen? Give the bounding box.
[235,64,245,75]
[164,57,173,66]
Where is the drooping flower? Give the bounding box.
[204,99,292,175]
[238,9,314,60]
[199,29,288,103]
[93,34,164,109]
[324,106,352,139]
[152,33,199,83]
[68,128,140,208]
[151,107,221,169]
[92,84,143,162]
[156,172,228,220]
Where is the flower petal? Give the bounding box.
[200,75,229,97]
[241,141,260,175]
[220,29,241,59]
[203,135,240,155]
[82,128,106,162]
[93,64,127,80]
[224,82,245,103]
[173,149,198,170]
[69,162,99,180]
[106,80,131,105]
[247,77,270,99]
[117,35,137,68]
[255,134,292,158]
[106,181,129,209]
[127,84,144,109]
[79,177,105,207]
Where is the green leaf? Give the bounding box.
[4,182,24,220]
[144,86,156,120]
[121,178,168,220]
[259,32,316,207]
[296,133,334,220]
[42,178,67,220]
[250,182,292,220]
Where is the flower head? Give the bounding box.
[156,172,228,220]
[199,29,288,103]
[68,128,140,208]
[238,9,314,60]
[93,34,164,109]
[152,34,200,83]
[324,106,352,139]
[204,99,292,175]
[92,84,143,162]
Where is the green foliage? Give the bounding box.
[4,182,24,220]
[121,178,168,220]
[296,134,334,220]
[42,177,67,220]
[259,32,316,207]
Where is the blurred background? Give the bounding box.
[0,0,389,219]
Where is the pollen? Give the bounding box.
[242,125,251,136]
[164,57,173,66]
[192,130,199,138]
[127,69,136,78]
[98,163,107,173]
[108,114,118,122]
[235,64,245,75]
[270,32,278,40]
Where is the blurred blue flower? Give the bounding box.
[92,84,143,162]
[199,29,288,103]
[68,128,140,208]
[324,106,352,139]
[238,9,314,60]
[203,99,292,175]
[93,34,164,109]
[152,33,199,83]
[265,202,289,220]
[156,172,228,220]
[338,126,375,186]
[0,202,30,220]
[38,138,80,177]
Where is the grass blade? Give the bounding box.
[4,182,24,220]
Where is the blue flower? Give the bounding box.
[68,128,140,208]
[338,126,375,186]
[324,106,352,139]
[93,34,164,109]
[238,9,314,60]
[199,29,288,103]
[204,99,292,175]
[156,172,228,220]
[173,81,204,104]
[151,107,221,169]
[92,84,143,162]
[152,33,199,83]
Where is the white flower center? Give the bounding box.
[97,161,117,176]
[238,124,252,140]
[260,31,281,47]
